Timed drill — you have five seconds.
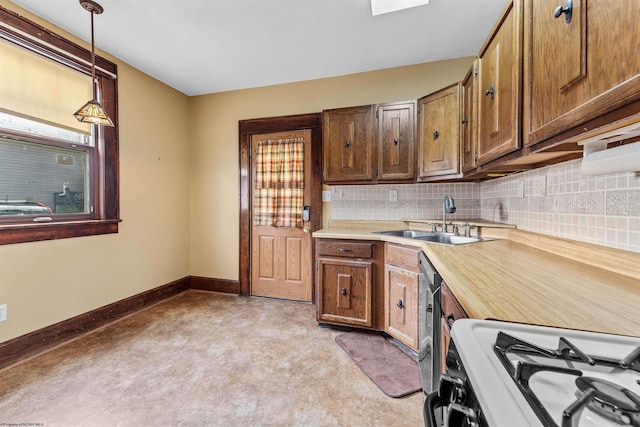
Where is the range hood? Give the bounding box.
[578,122,640,176]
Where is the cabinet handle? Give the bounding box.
[433,130,439,140]
[393,138,399,145]
[344,140,350,148]
[461,118,468,125]
[485,86,495,100]
[337,247,352,253]
[397,299,404,309]
[554,0,572,23]
[446,313,455,327]
[341,288,347,296]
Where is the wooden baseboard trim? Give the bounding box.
[190,276,240,294]
[0,277,190,371]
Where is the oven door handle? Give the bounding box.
[424,391,447,427]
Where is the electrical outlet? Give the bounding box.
[389,189,398,202]
[322,190,332,202]
[532,175,547,197]
[0,304,7,322]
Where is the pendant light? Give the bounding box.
[73,0,114,127]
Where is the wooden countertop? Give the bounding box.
[313,223,640,336]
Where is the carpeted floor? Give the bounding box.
[0,291,424,426]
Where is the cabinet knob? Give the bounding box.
[461,118,468,125]
[397,299,404,309]
[344,140,350,148]
[341,288,347,296]
[446,313,456,327]
[554,0,573,23]
[393,138,399,145]
[433,130,440,140]
[485,86,495,100]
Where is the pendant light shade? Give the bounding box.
[74,0,114,127]
[74,99,114,126]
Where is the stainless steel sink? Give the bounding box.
[373,229,432,238]
[373,230,483,245]
[414,233,482,245]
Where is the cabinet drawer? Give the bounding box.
[442,281,468,326]
[386,243,421,272]
[317,240,373,258]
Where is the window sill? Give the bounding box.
[0,219,120,245]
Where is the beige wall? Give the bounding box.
[189,57,473,280]
[0,1,191,342]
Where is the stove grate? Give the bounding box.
[493,331,640,427]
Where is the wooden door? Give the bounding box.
[377,101,416,181]
[385,265,419,350]
[461,60,479,173]
[477,0,522,165]
[523,0,640,146]
[322,105,374,183]
[251,130,313,302]
[317,258,373,327]
[418,83,461,179]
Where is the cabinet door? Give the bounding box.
[385,265,419,350]
[323,106,374,183]
[418,83,461,179]
[477,0,522,165]
[523,0,640,146]
[377,102,416,181]
[441,317,451,375]
[441,281,468,374]
[317,258,372,327]
[461,60,479,173]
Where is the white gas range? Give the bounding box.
[425,319,640,427]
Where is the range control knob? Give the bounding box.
[438,374,466,405]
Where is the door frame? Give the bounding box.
[239,113,323,298]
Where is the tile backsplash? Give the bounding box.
[329,159,640,253]
[330,182,480,221]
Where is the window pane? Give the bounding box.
[0,137,90,216]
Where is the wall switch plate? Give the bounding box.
[322,190,332,202]
[516,180,525,198]
[389,189,398,202]
[0,304,6,322]
[532,175,547,197]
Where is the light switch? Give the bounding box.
[389,189,398,202]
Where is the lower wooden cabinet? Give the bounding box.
[441,280,469,373]
[384,243,421,351]
[317,258,373,327]
[316,239,383,328]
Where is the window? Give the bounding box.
[0,6,119,245]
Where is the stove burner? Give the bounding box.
[575,377,640,426]
[494,331,640,427]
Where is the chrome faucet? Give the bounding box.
[443,195,456,233]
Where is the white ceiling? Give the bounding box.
[10,0,508,96]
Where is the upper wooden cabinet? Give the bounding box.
[323,103,416,184]
[461,60,479,173]
[417,83,462,180]
[477,0,523,166]
[377,101,416,181]
[523,0,640,147]
[323,105,375,183]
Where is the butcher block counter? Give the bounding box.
[313,221,640,337]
